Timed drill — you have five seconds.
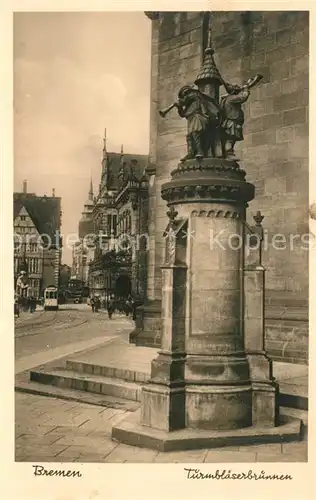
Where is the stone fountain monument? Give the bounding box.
[112,19,302,450]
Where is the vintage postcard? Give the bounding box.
[0,1,314,499]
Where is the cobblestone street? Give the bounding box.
[15,392,307,463]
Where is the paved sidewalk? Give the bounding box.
[15,392,308,463]
[15,309,133,374]
[15,335,119,374]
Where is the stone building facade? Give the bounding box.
[14,181,62,297]
[71,180,95,284]
[88,130,149,300]
[135,11,309,364]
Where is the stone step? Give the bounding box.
[279,382,308,410]
[279,407,308,440]
[65,359,150,384]
[15,379,140,412]
[29,361,308,411]
[30,368,144,402]
[280,407,308,425]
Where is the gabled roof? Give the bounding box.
[13,193,61,243]
[105,153,148,190]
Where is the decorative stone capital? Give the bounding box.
[161,158,254,206]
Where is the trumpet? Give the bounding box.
[159,101,178,118]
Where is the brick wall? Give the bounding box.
[210,11,309,363]
[150,11,309,363]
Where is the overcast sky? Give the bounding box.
[14,12,151,265]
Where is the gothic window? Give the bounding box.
[107,214,112,234]
[113,215,117,237]
[28,258,39,273]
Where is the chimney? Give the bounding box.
[23,180,27,194]
[52,188,55,197]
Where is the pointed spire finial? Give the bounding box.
[89,176,93,201]
[120,145,125,165]
[103,128,107,151]
[195,12,222,98]
[119,145,125,180]
[206,11,214,54]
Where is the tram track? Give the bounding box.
[15,311,58,334]
[15,318,89,339]
[15,310,89,339]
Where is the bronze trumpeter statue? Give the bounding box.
[160,85,221,161]
[159,15,263,161]
[220,74,263,157]
[159,73,262,160]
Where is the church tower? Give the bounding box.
[100,128,109,195]
[81,177,94,222]
[79,177,95,240]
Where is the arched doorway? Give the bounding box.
[114,274,131,298]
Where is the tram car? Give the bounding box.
[43,286,59,311]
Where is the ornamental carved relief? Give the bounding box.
[170,160,246,181]
[161,183,251,204]
[191,210,241,219]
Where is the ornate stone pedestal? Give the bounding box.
[162,158,255,431]
[112,158,301,449]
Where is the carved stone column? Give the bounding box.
[162,158,254,430]
[141,210,187,431]
[244,212,279,427]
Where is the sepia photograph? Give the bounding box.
[13,9,309,467]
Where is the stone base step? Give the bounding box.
[280,407,308,440]
[273,361,308,410]
[30,368,144,402]
[66,359,150,384]
[112,410,303,452]
[15,379,140,412]
[279,385,308,411]
[29,366,308,413]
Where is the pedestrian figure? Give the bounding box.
[91,296,95,313]
[107,297,115,319]
[95,297,100,312]
[124,297,132,317]
[28,297,32,313]
[14,296,20,318]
